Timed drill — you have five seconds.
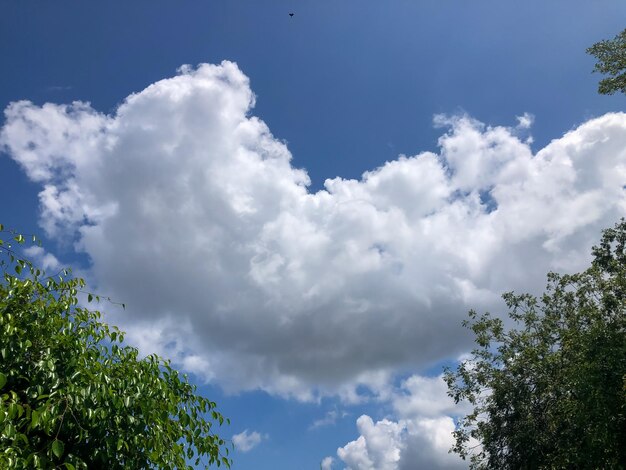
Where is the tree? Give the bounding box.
[444,220,626,469]
[0,225,232,469]
[587,28,626,95]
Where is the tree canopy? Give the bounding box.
[0,225,231,469]
[445,219,626,469]
[587,28,626,95]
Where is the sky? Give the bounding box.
[1,1,625,468]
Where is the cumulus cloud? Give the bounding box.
[22,245,61,272]
[321,456,335,470]
[336,375,471,469]
[232,429,265,452]
[2,61,625,399]
[392,374,469,419]
[338,415,405,470]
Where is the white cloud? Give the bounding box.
[515,112,534,129]
[311,408,348,429]
[392,374,469,419]
[2,61,626,400]
[337,415,404,470]
[22,245,61,272]
[336,375,471,470]
[321,456,335,470]
[337,415,465,470]
[232,429,265,453]
[398,416,466,470]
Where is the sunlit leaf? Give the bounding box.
[52,439,64,458]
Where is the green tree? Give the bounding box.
[445,220,626,469]
[0,225,232,469]
[587,28,626,95]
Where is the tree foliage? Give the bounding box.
[587,28,626,96]
[0,225,231,469]
[445,220,626,469]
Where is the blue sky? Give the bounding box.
[1,1,625,468]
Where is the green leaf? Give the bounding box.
[0,372,6,390]
[52,439,64,459]
[446,218,626,468]
[31,410,40,428]
[8,403,18,419]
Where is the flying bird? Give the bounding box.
[289,12,294,17]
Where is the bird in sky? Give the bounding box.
[289,13,294,17]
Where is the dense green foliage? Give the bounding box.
[0,226,231,469]
[587,28,626,96]
[445,220,626,469]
